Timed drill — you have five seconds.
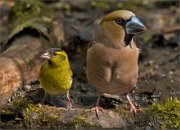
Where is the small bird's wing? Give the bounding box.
[68,67,73,77]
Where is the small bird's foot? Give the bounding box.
[66,90,74,110]
[67,101,75,110]
[91,106,104,119]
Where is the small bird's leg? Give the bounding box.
[93,94,104,118]
[66,90,73,109]
[126,94,142,114]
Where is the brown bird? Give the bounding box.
[86,10,146,117]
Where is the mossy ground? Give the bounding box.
[1,95,179,129]
[146,97,180,129]
[114,97,180,129]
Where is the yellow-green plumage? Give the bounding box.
[40,50,73,95]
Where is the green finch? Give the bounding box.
[40,48,73,108]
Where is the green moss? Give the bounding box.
[0,107,13,114]
[23,104,42,128]
[114,105,135,124]
[114,97,180,128]
[72,114,88,127]
[117,2,136,10]
[23,104,60,128]
[10,0,53,31]
[3,0,55,51]
[147,97,180,129]
[13,96,27,107]
[10,94,30,113]
[51,2,71,11]
[91,0,110,9]
[22,104,91,128]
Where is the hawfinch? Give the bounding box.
[86,10,146,117]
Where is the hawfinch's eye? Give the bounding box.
[115,18,123,25]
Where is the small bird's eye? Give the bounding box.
[53,52,57,56]
[115,18,123,25]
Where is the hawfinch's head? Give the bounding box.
[98,10,146,47]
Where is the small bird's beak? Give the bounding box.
[40,52,51,59]
[126,16,146,34]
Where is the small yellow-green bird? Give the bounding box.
[39,48,73,108]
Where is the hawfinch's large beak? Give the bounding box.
[40,52,50,59]
[126,16,146,34]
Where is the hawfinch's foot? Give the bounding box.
[91,106,104,119]
[130,104,143,114]
[126,94,142,114]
